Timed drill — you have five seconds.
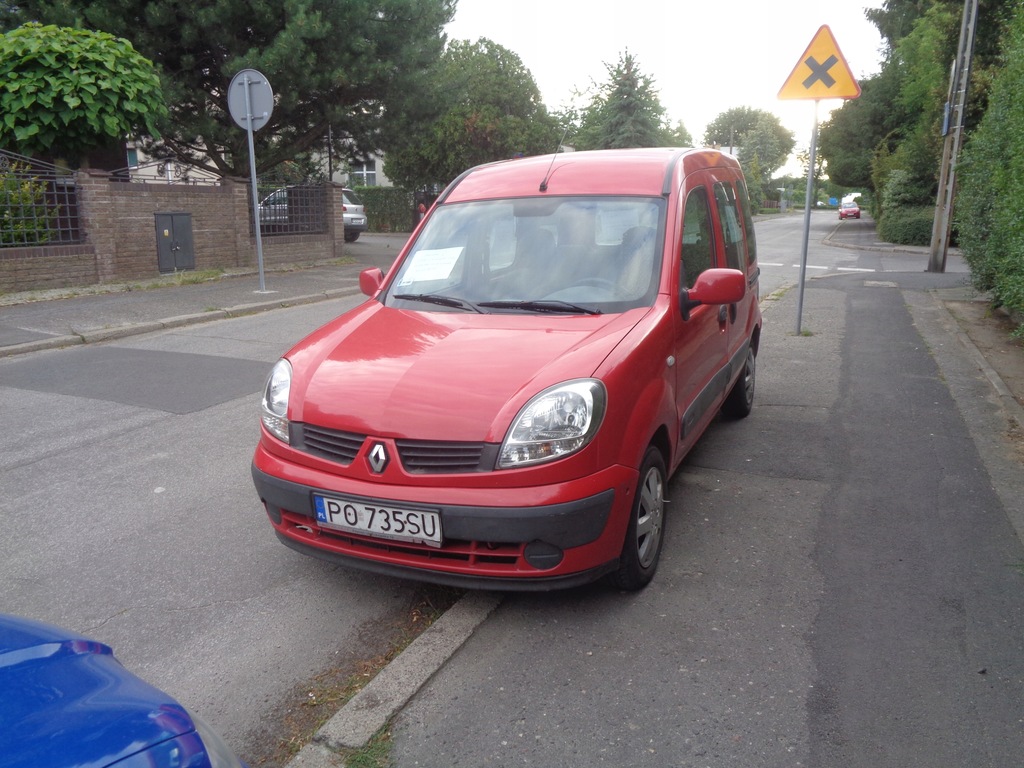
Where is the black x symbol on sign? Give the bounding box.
[803,55,838,89]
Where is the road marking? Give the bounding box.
[761,263,879,273]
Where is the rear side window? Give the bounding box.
[713,182,745,271]
[735,178,758,266]
[680,187,714,289]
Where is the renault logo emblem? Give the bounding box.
[368,442,389,474]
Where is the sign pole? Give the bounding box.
[778,25,861,336]
[227,69,274,293]
[795,100,819,335]
[242,72,268,293]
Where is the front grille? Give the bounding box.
[280,509,524,569]
[396,439,499,473]
[293,423,499,473]
[293,424,365,464]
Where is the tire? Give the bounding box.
[344,231,360,243]
[722,343,756,419]
[612,446,667,591]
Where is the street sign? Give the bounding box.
[228,69,274,131]
[778,25,861,100]
[228,69,275,293]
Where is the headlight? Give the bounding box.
[498,379,606,468]
[261,359,292,443]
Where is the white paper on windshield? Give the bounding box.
[397,247,463,286]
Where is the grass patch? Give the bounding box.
[250,586,462,768]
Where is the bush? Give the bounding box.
[1,162,57,246]
[877,206,934,246]
[353,186,415,233]
[954,3,1024,330]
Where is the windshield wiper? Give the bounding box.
[393,293,483,313]
[477,299,601,315]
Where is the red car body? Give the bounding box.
[839,200,861,219]
[252,148,762,591]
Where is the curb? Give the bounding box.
[286,591,503,767]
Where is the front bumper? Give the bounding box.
[251,454,631,590]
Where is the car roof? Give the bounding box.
[441,147,740,203]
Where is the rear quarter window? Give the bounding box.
[713,182,746,271]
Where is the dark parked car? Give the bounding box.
[0,613,247,768]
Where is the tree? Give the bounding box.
[5,0,455,176]
[703,107,794,179]
[665,120,694,148]
[573,51,672,151]
[0,23,166,164]
[383,38,558,190]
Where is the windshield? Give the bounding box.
[384,196,665,314]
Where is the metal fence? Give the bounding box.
[0,149,82,247]
[107,158,223,186]
[251,181,328,236]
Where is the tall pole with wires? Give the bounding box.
[927,0,979,273]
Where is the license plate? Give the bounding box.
[313,494,442,547]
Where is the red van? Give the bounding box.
[252,148,762,591]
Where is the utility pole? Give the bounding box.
[928,0,979,273]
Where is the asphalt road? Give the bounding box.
[4,212,1020,768]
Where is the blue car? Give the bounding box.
[0,613,247,768]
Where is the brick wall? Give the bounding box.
[0,172,345,294]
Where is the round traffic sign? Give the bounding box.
[228,69,274,131]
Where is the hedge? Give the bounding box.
[954,3,1024,331]
[352,186,416,233]
[877,206,934,247]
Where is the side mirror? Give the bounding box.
[359,267,384,297]
[679,268,746,321]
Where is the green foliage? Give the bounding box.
[703,107,794,181]
[877,205,933,246]
[354,186,414,233]
[574,51,668,150]
[0,23,166,161]
[875,167,932,245]
[954,2,1024,326]
[0,161,58,245]
[8,0,454,177]
[383,38,557,190]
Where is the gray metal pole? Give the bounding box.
[243,72,267,293]
[795,101,819,335]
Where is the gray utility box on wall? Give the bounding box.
[155,212,195,273]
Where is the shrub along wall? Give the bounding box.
[354,186,415,233]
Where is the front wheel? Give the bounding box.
[612,446,667,591]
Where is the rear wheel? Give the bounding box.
[613,446,667,591]
[722,344,756,419]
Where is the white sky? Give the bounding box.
[445,0,886,170]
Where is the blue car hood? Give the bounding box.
[0,614,196,768]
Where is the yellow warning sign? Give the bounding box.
[779,25,861,100]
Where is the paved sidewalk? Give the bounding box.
[0,262,367,358]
